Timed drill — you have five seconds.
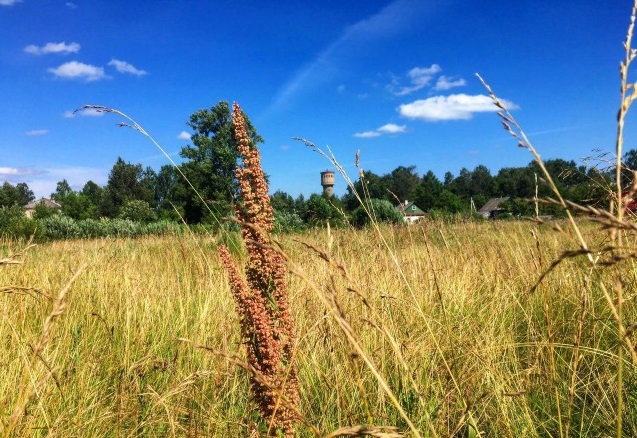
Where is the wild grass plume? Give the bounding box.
[218,103,299,436]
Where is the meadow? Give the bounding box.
[4,3,637,435]
[1,217,636,437]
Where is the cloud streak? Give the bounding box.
[268,0,431,113]
[25,41,80,55]
[434,75,466,91]
[108,59,148,76]
[25,129,48,136]
[388,64,441,96]
[398,94,518,122]
[0,0,22,5]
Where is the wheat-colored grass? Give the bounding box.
[1,218,635,436]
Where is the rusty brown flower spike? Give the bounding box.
[218,103,299,436]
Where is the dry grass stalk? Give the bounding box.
[323,425,404,438]
[2,263,86,438]
[218,103,299,436]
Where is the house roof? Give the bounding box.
[24,198,61,210]
[478,197,510,213]
[397,201,426,216]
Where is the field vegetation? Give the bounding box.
[4,2,637,437]
[2,218,635,437]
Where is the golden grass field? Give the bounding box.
[2,219,636,437]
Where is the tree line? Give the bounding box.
[0,101,633,231]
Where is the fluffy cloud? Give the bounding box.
[434,75,467,91]
[398,94,518,122]
[0,0,22,5]
[108,59,147,76]
[177,131,191,140]
[354,123,407,138]
[25,129,48,136]
[388,64,441,96]
[24,41,80,55]
[377,123,406,134]
[49,61,107,81]
[64,108,105,118]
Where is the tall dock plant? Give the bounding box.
[218,103,299,436]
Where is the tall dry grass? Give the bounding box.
[1,219,635,436]
[3,3,637,436]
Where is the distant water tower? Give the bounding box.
[320,169,335,197]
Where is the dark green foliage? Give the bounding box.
[0,182,34,207]
[303,194,344,226]
[0,205,36,239]
[271,190,296,214]
[387,165,420,203]
[174,101,263,223]
[51,179,73,201]
[100,157,156,217]
[351,198,404,227]
[118,200,157,223]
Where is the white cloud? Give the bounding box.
[377,123,406,134]
[1,166,108,198]
[48,61,107,81]
[24,41,80,55]
[434,75,467,91]
[0,167,35,177]
[65,2,77,8]
[354,131,382,138]
[108,59,147,76]
[398,94,518,122]
[25,129,48,136]
[388,64,441,96]
[354,123,406,138]
[0,0,22,5]
[337,85,345,93]
[177,131,191,140]
[64,108,106,118]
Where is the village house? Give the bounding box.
[397,200,426,224]
[478,197,510,219]
[24,198,61,218]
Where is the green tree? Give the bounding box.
[61,192,98,220]
[271,190,296,214]
[342,170,388,211]
[0,182,34,207]
[413,171,443,211]
[16,183,35,205]
[51,179,73,202]
[176,101,264,223]
[100,157,156,218]
[81,181,103,207]
[387,165,420,203]
[303,194,343,226]
[119,200,157,223]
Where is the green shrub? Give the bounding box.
[41,215,80,240]
[351,199,404,227]
[274,211,305,233]
[77,218,106,239]
[118,200,157,223]
[0,206,37,240]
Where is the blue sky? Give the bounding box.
[1,0,634,199]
